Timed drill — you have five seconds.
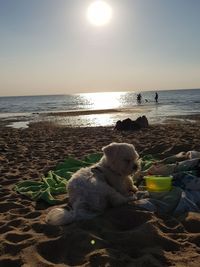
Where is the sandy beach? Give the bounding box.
[1,115,200,266]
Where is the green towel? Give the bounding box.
[54,153,102,179]
[140,154,158,171]
[14,171,67,205]
[14,153,102,205]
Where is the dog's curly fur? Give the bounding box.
[46,142,139,225]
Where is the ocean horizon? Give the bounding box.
[0,88,200,128]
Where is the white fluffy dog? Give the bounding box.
[46,142,139,225]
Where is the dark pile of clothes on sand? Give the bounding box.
[114,115,149,131]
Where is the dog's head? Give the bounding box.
[102,142,139,176]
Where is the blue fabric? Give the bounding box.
[173,171,200,190]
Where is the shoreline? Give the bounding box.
[1,107,200,129]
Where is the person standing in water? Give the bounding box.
[137,93,142,104]
[155,92,158,103]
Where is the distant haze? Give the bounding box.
[0,0,200,96]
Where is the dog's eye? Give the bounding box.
[125,159,131,164]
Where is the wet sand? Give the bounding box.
[42,107,150,116]
[1,117,200,266]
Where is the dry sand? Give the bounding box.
[1,117,200,266]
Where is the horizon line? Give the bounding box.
[0,87,200,98]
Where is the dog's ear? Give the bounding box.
[102,143,119,159]
[129,144,139,159]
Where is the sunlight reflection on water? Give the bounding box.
[79,91,127,110]
[2,90,200,128]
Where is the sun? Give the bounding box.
[87,1,112,26]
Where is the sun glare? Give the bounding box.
[87,1,112,26]
[81,92,123,109]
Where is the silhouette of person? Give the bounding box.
[155,92,158,103]
[137,93,142,104]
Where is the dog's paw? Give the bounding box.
[127,194,137,201]
[136,190,149,199]
[132,185,138,192]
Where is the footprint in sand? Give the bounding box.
[6,218,25,228]
[5,232,32,243]
[1,179,20,186]
[37,231,108,266]
[0,193,14,202]
[31,222,62,237]
[0,258,22,267]
[0,189,10,197]
[0,224,13,234]
[0,202,24,213]
[24,211,41,219]
[3,218,31,233]
[2,240,30,257]
[9,207,31,216]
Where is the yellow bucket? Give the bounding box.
[144,175,173,192]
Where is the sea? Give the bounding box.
[0,88,200,128]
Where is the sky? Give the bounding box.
[0,0,200,96]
